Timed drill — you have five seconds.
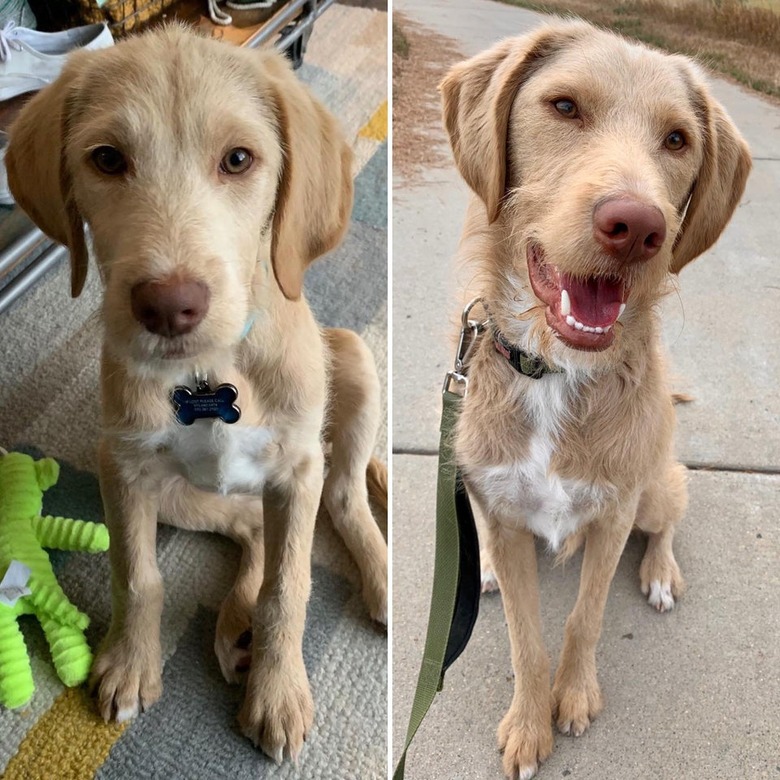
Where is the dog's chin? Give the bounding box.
[111,330,234,374]
[526,243,628,353]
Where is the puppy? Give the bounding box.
[440,20,750,779]
[7,25,387,763]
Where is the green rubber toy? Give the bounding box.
[0,450,109,709]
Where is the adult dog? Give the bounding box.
[7,25,387,763]
[441,20,750,779]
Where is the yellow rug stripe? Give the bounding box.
[358,100,388,142]
[4,688,126,779]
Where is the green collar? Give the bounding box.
[492,329,562,380]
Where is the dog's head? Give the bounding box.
[441,21,750,365]
[7,25,353,371]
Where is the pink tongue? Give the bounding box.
[561,273,624,328]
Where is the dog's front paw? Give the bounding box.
[238,660,314,763]
[215,596,253,684]
[640,554,684,612]
[551,673,603,737]
[498,706,554,779]
[90,640,162,723]
[639,532,685,612]
[363,573,388,626]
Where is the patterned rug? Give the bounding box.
[0,4,388,778]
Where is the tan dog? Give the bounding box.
[7,25,387,763]
[441,20,750,779]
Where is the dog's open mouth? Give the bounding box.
[526,243,627,351]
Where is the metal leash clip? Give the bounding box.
[442,297,488,397]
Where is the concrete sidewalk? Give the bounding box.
[392,1,780,778]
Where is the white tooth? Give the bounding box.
[594,326,604,334]
[604,325,612,332]
[575,321,584,331]
[560,289,571,316]
[566,315,576,327]
[618,303,626,319]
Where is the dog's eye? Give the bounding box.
[553,99,579,119]
[220,148,253,175]
[664,131,686,151]
[91,146,127,176]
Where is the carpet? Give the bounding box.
[0,4,388,778]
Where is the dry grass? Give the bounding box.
[635,0,780,51]
[392,19,410,58]
[498,0,780,99]
[392,13,464,181]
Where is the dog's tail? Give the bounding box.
[366,457,388,514]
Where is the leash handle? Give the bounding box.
[393,390,481,779]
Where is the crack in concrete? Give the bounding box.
[393,447,438,456]
[684,461,780,475]
[393,448,780,476]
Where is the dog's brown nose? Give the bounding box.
[131,278,210,337]
[593,198,666,264]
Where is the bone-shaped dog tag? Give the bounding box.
[171,381,241,425]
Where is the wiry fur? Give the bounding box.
[441,20,750,779]
[7,25,387,763]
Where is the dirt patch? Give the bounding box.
[498,0,780,102]
[392,13,465,182]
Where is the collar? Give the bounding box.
[492,329,562,380]
[239,313,257,341]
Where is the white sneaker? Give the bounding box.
[0,21,114,101]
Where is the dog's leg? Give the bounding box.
[475,507,500,593]
[486,521,553,780]
[157,476,265,683]
[322,463,388,624]
[480,546,500,593]
[90,445,164,722]
[238,450,324,763]
[552,502,637,737]
[637,462,687,611]
[215,536,264,682]
[323,328,388,625]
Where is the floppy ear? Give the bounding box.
[670,78,751,273]
[440,23,586,223]
[263,55,354,300]
[6,57,90,298]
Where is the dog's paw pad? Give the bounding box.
[236,630,252,650]
[215,625,254,684]
[647,579,675,611]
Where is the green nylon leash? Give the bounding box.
[394,299,562,778]
[394,301,486,780]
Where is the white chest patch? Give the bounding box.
[143,420,276,495]
[467,376,608,551]
[471,451,605,552]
